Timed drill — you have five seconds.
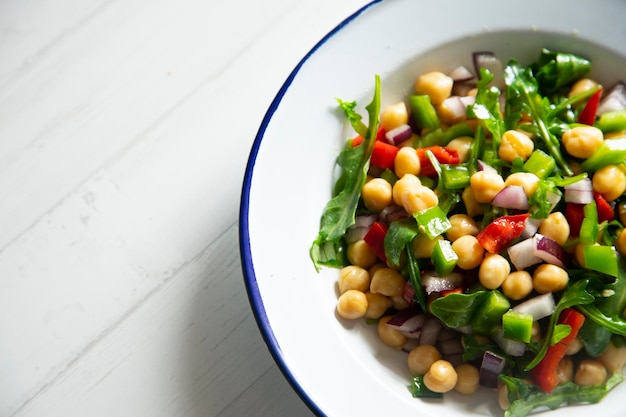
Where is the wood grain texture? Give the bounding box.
[0,0,368,415]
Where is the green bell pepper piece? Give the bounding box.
[502,309,533,343]
[523,149,556,179]
[432,239,458,277]
[414,206,452,240]
[471,290,510,336]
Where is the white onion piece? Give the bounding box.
[419,317,442,346]
[402,338,420,353]
[546,190,562,213]
[459,95,476,107]
[386,309,426,338]
[513,292,556,321]
[492,185,529,210]
[597,82,626,115]
[508,238,542,270]
[422,271,464,294]
[521,217,543,239]
[493,328,526,357]
[533,233,565,268]
[385,123,413,145]
[564,177,593,204]
[449,65,475,83]
[473,51,505,90]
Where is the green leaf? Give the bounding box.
[430,291,487,328]
[466,68,505,151]
[531,48,591,94]
[406,243,427,312]
[408,375,443,398]
[310,75,381,270]
[384,218,420,269]
[501,373,624,417]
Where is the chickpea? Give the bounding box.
[446,214,480,242]
[380,101,409,131]
[393,174,421,206]
[562,126,604,159]
[451,235,484,270]
[454,363,480,395]
[504,172,540,197]
[401,184,439,214]
[336,290,368,319]
[424,360,458,393]
[532,264,569,294]
[470,170,505,203]
[370,267,406,297]
[364,292,393,319]
[531,321,542,342]
[593,164,626,201]
[574,360,607,386]
[414,71,454,105]
[499,130,534,162]
[598,342,626,373]
[394,147,420,178]
[412,234,442,258]
[498,382,510,410]
[377,315,408,349]
[568,78,599,99]
[391,294,410,310]
[446,136,473,162]
[501,270,533,300]
[462,186,484,217]
[556,356,574,385]
[538,212,570,246]
[479,253,511,289]
[338,265,370,295]
[407,344,441,375]
[361,177,393,211]
[346,240,378,269]
[566,337,584,356]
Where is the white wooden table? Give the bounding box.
[0,0,369,415]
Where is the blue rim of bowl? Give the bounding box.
[239,1,382,415]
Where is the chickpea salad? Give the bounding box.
[310,48,626,417]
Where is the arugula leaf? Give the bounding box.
[466,68,506,151]
[525,279,595,370]
[531,48,591,94]
[501,373,624,417]
[429,291,487,328]
[384,218,420,269]
[405,243,427,312]
[408,375,443,398]
[310,75,381,270]
[336,99,367,137]
[504,60,573,176]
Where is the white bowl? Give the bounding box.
[240,0,626,416]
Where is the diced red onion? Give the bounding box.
[479,351,507,388]
[564,177,593,205]
[422,271,464,294]
[419,317,442,346]
[521,217,543,239]
[386,309,426,338]
[546,190,562,213]
[507,238,542,270]
[438,334,463,356]
[448,65,475,83]
[533,233,565,268]
[473,51,505,90]
[379,204,409,225]
[513,292,555,321]
[493,328,526,357]
[441,96,467,121]
[401,282,416,307]
[459,95,476,107]
[452,82,476,97]
[491,185,529,210]
[385,123,413,146]
[344,214,377,244]
[597,82,626,115]
[477,159,497,172]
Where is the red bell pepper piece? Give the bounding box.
[565,202,585,237]
[594,191,615,223]
[476,213,531,254]
[530,308,585,393]
[577,87,603,126]
[352,135,399,170]
[415,146,460,177]
[363,221,388,262]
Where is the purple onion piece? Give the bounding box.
[385,123,413,145]
[507,238,542,271]
[564,177,593,205]
[533,233,565,268]
[448,65,475,83]
[492,185,529,210]
[473,51,505,90]
[386,309,426,334]
[479,351,507,388]
[597,81,626,115]
[419,317,442,346]
[422,271,464,294]
[512,292,556,321]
